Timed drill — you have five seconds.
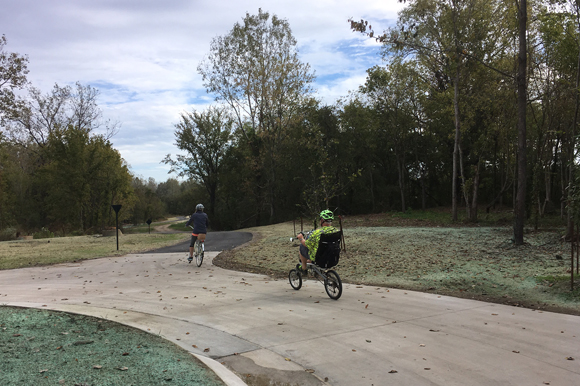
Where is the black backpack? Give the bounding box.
[314,231,342,268]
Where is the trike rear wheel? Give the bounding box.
[324,270,342,300]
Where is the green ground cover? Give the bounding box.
[0,306,225,386]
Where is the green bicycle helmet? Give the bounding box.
[320,209,334,221]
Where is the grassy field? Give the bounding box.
[1,211,579,314]
[0,233,189,270]
[213,212,580,315]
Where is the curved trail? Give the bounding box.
[1,241,579,385]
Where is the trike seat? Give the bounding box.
[313,231,342,269]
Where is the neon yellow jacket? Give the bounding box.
[305,226,339,261]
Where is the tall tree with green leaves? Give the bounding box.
[351,0,513,222]
[38,124,133,233]
[0,35,29,231]
[163,106,234,216]
[0,34,28,125]
[198,9,315,222]
[360,61,421,212]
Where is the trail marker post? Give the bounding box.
[111,205,122,251]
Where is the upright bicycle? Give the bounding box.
[193,238,204,267]
[288,231,343,300]
[188,225,204,267]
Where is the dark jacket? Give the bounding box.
[186,211,209,234]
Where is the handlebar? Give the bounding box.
[290,231,310,242]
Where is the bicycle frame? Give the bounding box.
[306,262,329,282]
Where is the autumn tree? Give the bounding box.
[5,82,119,150]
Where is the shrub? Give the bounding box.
[0,227,17,241]
[33,227,55,239]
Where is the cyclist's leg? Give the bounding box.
[198,233,206,251]
[299,245,310,273]
[188,235,198,261]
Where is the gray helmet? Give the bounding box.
[196,203,204,211]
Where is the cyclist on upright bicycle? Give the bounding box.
[186,203,209,263]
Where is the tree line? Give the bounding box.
[3,2,580,241]
[165,3,580,237]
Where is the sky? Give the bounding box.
[1,0,404,183]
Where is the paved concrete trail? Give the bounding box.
[1,232,579,385]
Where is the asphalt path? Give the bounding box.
[144,231,253,253]
[2,233,580,385]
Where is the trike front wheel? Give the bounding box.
[289,269,302,290]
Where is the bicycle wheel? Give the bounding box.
[289,269,302,290]
[194,241,203,267]
[324,270,342,300]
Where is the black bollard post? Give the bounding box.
[111,205,122,251]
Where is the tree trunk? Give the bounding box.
[369,168,375,212]
[513,0,527,245]
[565,2,580,240]
[459,143,471,220]
[452,68,461,222]
[470,161,480,222]
[397,155,406,212]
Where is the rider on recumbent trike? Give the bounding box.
[296,209,340,275]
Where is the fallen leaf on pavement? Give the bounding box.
[389,370,398,373]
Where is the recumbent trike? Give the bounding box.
[288,231,343,300]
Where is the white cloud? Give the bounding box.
[1,0,404,181]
